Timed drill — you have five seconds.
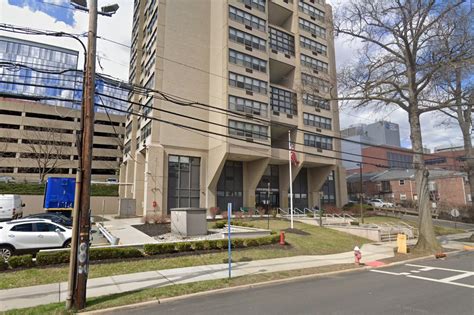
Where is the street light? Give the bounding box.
[70,0,120,16]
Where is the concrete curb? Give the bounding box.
[82,250,464,314]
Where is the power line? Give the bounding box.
[1,78,470,167]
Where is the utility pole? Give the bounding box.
[73,0,97,309]
[67,0,119,310]
[359,163,364,224]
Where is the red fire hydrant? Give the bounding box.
[279,231,285,245]
[354,246,362,266]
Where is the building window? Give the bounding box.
[228,95,267,117]
[301,73,330,93]
[228,120,268,140]
[304,133,333,150]
[217,161,243,211]
[425,157,447,165]
[238,0,266,12]
[229,72,267,94]
[303,112,331,130]
[142,98,153,118]
[299,18,326,39]
[229,6,266,32]
[387,152,413,169]
[300,54,328,73]
[300,36,327,56]
[125,123,132,139]
[229,49,267,72]
[302,93,330,110]
[269,27,295,56]
[140,121,152,140]
[399,180,405,185]
[400,193,407,200]
[321,170,335,205]
[168,155,201,211]
[229,27,266,51]
[270,86,297,115]
[298,0,325,22]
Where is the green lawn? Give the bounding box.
[363,216,465,236]
[0,219,370,290]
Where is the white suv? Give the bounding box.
[0,218,72,261]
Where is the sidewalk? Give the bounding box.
[0,243,394,312]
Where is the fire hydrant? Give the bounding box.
[279,231,285,245]
[354,246,362,266]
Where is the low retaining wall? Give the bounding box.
[20,195,119,216]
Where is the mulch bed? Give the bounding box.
[132,223,171,237]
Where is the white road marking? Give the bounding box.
[439,273,474,283]
[371,270,401,276]
[405,264,472,273]
[406,275,474,289]
[371,264,474,289]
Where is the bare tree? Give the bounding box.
[334,0,470,253]
[22,125,70,183]
[432,7,473,210]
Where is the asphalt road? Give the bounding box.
[111,251,474,315]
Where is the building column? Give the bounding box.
[124,159,136,198]
[243,158,270,208]
[335,165,348,208]
[206,145,227,209]
[279,163,304,208]
[119,162,127,196]
[133,151,145,216]
[143,145,165,216]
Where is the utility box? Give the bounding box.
[170,208,207,237]
[118,198,136,217]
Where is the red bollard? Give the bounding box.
[279,231,285,245]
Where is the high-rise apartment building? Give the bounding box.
[122,0,347,215]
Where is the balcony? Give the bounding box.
[269,0,293,32]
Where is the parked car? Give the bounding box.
[0,195,24,221]
[0,218,72,261]
[0,176,15,183]
[368,199,394,208]
[24,212,73,227]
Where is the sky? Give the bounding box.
[0,0,469,151]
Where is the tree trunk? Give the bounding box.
[410,113,442,253]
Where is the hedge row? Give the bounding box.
[144,234,279,256]
[36,247,144,266]
[4,235,279,270]
[213,220,256,229]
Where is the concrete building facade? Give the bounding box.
[121,0,347,215]
[0,97,125,182]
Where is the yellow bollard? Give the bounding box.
[397,233,407,254]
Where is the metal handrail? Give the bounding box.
[277,207,288,215]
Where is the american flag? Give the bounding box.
[290,143,299,166]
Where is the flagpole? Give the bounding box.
[288,130,294,229]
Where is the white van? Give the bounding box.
[0,195,24,220]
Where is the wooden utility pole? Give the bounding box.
[73,0,97,309]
